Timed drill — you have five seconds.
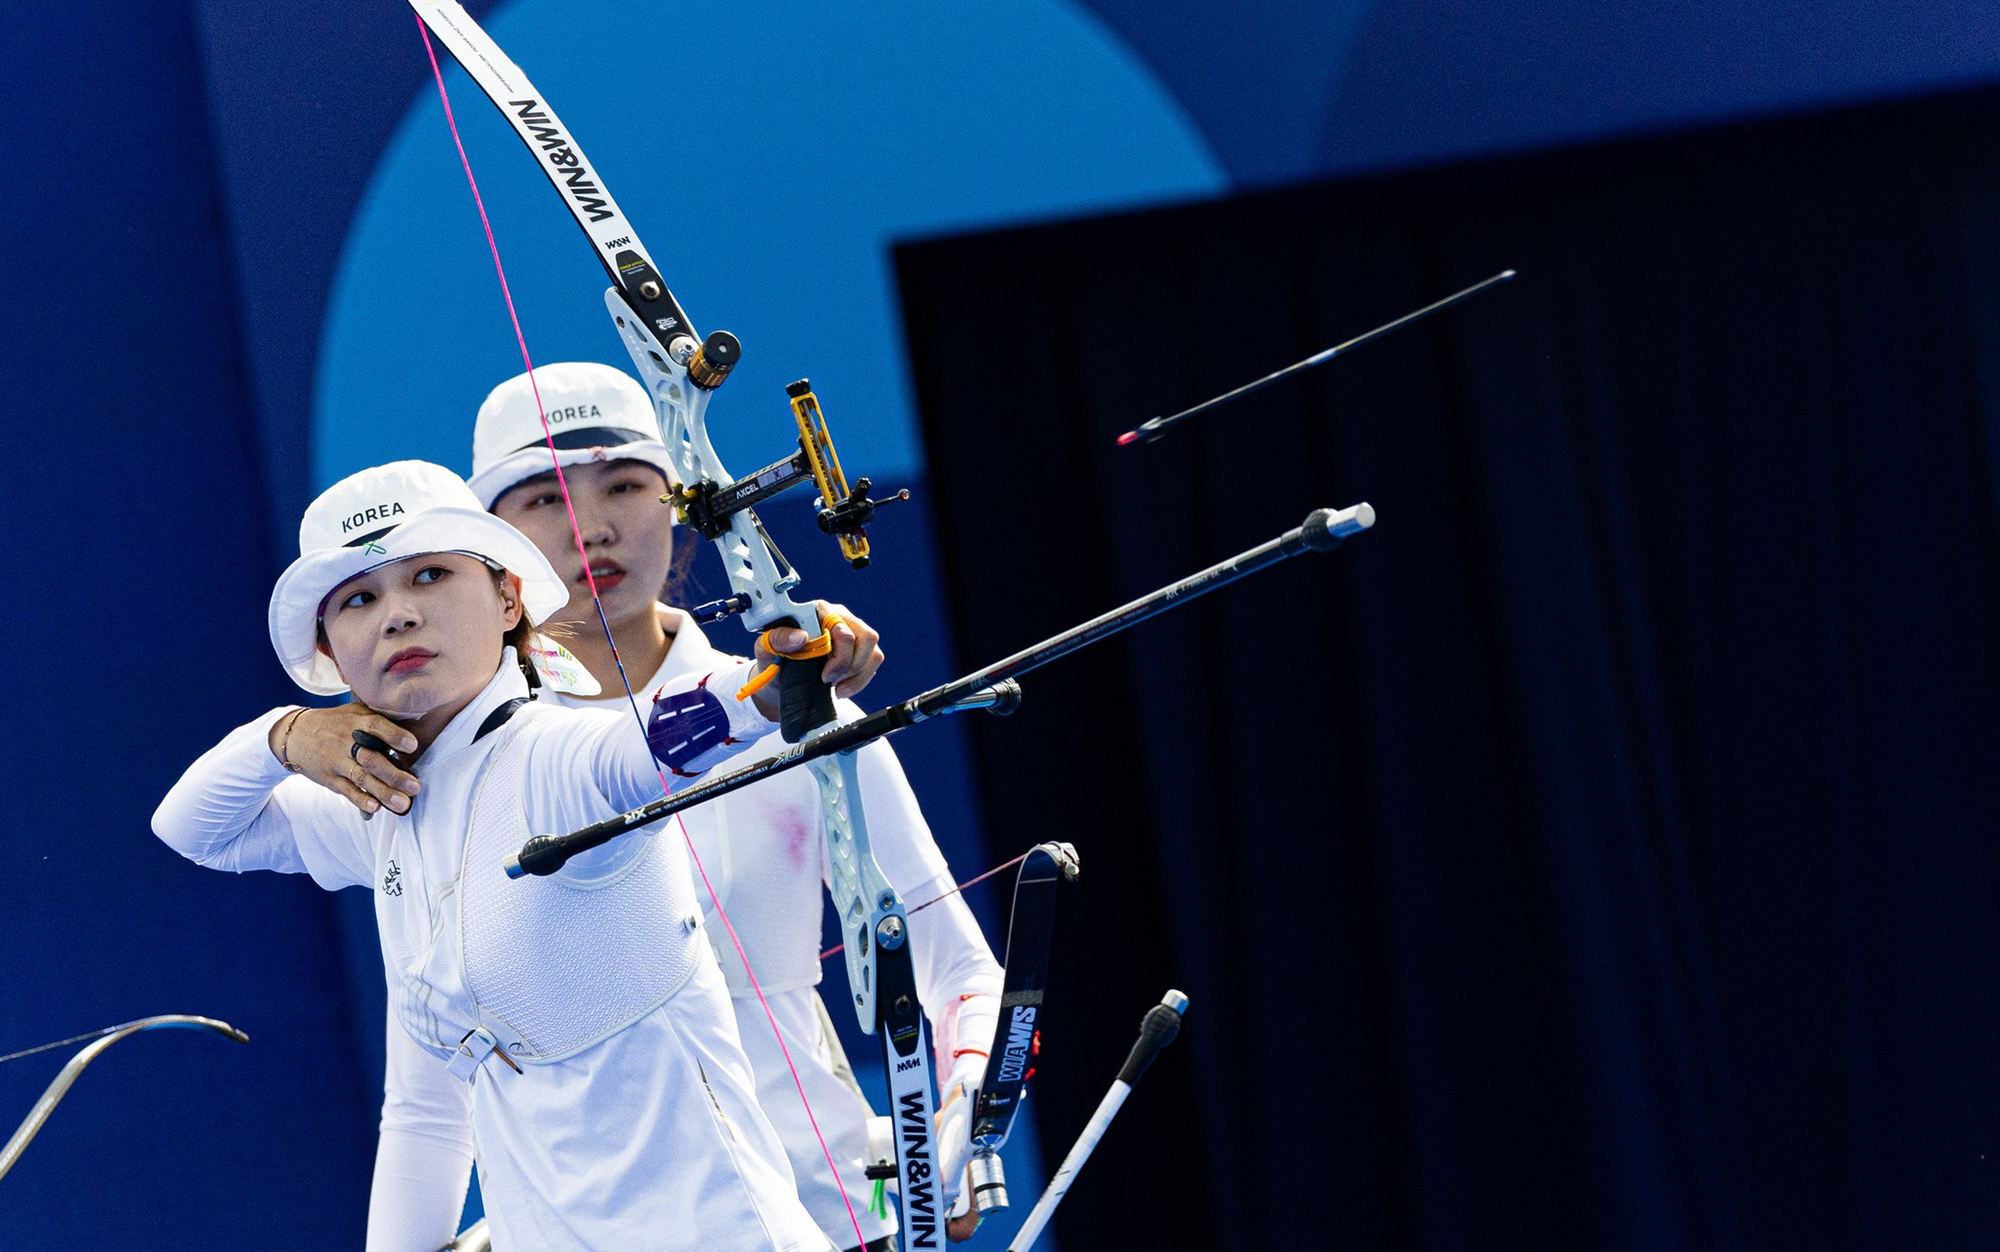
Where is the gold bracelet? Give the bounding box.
[276,708,307,773]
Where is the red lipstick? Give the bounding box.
[385,647,437,675]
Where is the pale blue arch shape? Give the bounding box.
[315,0,1228,489]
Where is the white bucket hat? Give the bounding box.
[467,362,680,509]
[269,460,570,695]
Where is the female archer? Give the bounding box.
[154,460,840,1252]
[482,363,1002,1249]
[293,364,1002,1251]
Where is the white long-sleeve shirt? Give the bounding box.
[370,1007,475,1251]
[154,654,831,1252]
[376,609,1004,1248]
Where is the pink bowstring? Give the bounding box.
[418,22,868,1250]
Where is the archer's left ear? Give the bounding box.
[499,572,524,628]
[316,638,347,683]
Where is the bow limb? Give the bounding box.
[1,1015,249,1181]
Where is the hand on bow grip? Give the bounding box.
[741,600,884,738]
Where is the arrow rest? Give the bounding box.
[690,592,753,624]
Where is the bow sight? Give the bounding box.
[673,378,911,625]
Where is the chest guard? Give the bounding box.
[387,717,709,1066]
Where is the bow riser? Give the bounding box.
[612,289,904,1032]
[808,749,904,1033]
[606,290,810,632]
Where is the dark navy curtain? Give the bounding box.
[896,85,2000,1250]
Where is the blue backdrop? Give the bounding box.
[7,0,2000,1247]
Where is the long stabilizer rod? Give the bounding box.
[1117,270,1516,446]
[508,504,1375,878]
[1007,990,1189,1251]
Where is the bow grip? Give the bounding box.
[777,651,836,743]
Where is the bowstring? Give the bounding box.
[819,849,1032,962]
[0,1024,125,1066]
[418,24,869,1250]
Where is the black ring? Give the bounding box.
[350,740,365,763]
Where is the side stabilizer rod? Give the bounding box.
[1007,990,1190,1251]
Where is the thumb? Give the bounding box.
[760,626,810,657]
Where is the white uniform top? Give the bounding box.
[375,609,1005,1249]
[154,655,832,1252]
